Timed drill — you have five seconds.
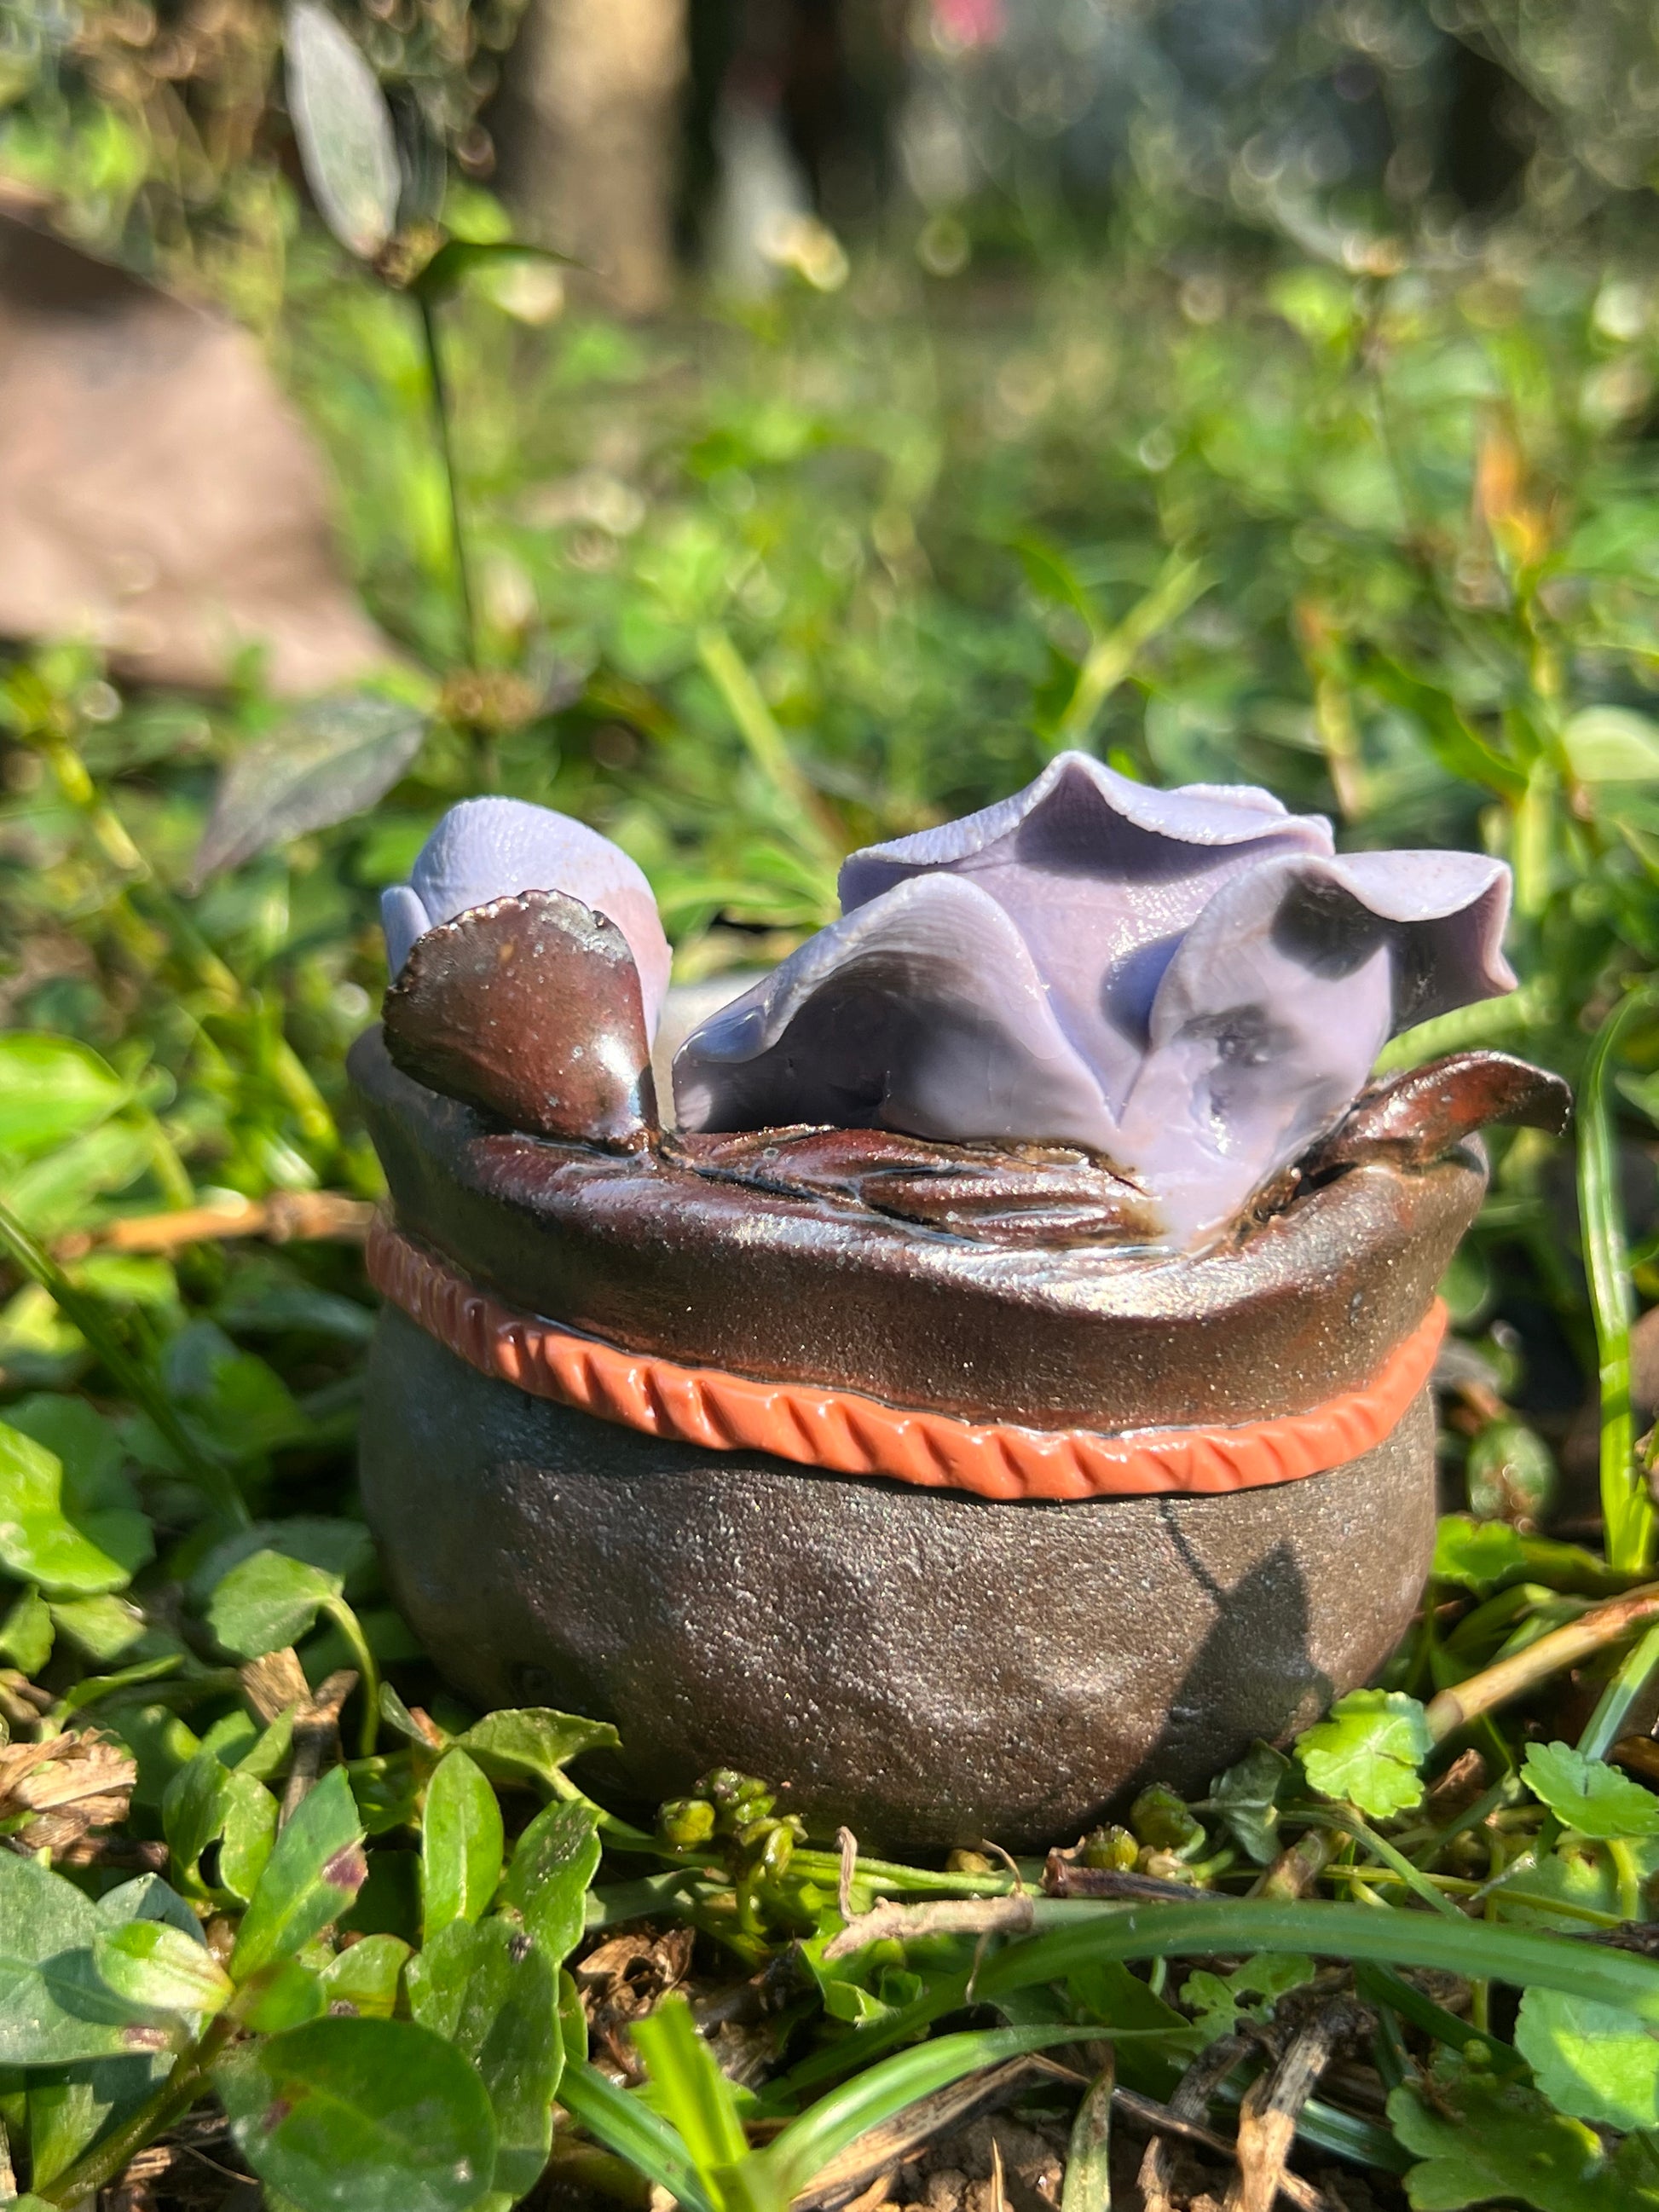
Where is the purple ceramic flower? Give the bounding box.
[673,754,1514,1246]
[381,797,673,1031]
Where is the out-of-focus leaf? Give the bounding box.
[230,1767,367,1983]
[411,237,576,302]
[421,1749,504,1942]
[191,693,428,886]
[217,2014,498,2212]
[407,1915,560,2198]
[93,1920,233,2018]
[189,1516,375,1607]
[0,1583,53,1672]
[1564,706,1659,785]
[630,1992,746,2182]
[499,1799,600,1967]
[0,1034,126,1158]
[1516,1986,1659,2133]
[1466,1418,1557,1526]
[1523,1742,1659,1839]
[1296,1689,1432,1817]
[162,1323,311,1461]
[452,1707,620,1793]
[284,3,401,263]
[0,1418,152,1596]
[1432,1516,1530,1593]
[207,1549,344,1659]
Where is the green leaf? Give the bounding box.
[0,1418,152,1596]
[1207,1741,1290,1865]
[1296,1689,1433,1817]
[0,1854,172,2065]
[422,1750,504,1943]
[190,1516,374,1607]
[407,1916,560,2198]
[0,1583,53,1672]
[558,2060,712,2212]
[1432,1514,1530,1594]
[757,2025,1119,2204]
[192,694,429,884]
[217,2014,498,2212]
[1523,1742,1659,1839]
[1061,2060,1113,2212]
[1516,1987,1659,2132]
[208,1548,344,1659]
[24,2053,172,2190]
[93,1920,233,2019]
[452,1708,620,1793]
[234,1957,328,2034]
[231,1768,367,1983]
[318,1933,409,2019]
[632,1993,748,2181]
[282,2,401,263]
[1181,1955,1316,2047]
[410,237,577,303]
[1389,2057,1647,2211]
[1564,706,1659,785]
[500,1799,601,1967]
[96,1874,203,1941]
[0,1034,126,1158]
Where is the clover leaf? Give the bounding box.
[0,1416,152,1597]
[1295,1688,1432,1818]
[1389,2055,1655,2211]
[1515,1988,1659,2133]
[1523,1742,1659,1839]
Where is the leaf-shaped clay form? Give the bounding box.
[675,1126,1160,1247]
[677,760,1521,1249]
[1304,1051,1572,1176]
[1113,849,1516,1242]
[841,752,1335,1111]
[382,891,657,1149]
[672,874,1117,1150]
[381,798,671,1035]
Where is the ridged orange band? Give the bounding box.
[368,1220,1445,1502]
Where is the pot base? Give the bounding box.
[362,1304,1436,1851]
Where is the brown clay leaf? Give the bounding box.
[1306,1051,1571,1177]
[674,1126,1159,1246]
[383,889,658,1149]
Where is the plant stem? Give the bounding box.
[1424,1580,1659,1741]
[0,1195,248,1528]
[1578,1618,1659,1761]
[414,289,478,673]
[324,1595,381,1757]
[37,2012,237,2205]
[1579,985,1659,1572]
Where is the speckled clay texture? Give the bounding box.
[363,1303,1436,1851]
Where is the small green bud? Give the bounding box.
[1079,1824,1139,1871]
[659,1797,717,1850]
[1129,1784,1205,1857]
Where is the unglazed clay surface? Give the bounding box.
[363,1302,1437,1850]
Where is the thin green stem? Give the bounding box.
[0,1195,248,1528]
[1579,1619,1659,1761]
[415,289,478,672]
[324,1595,381,1758]
[1579,985,1659,1572]
[37,2012,236,2205]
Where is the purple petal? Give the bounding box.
[673,874,1115,1151]
[840,753,1335,1111]
[1114,849,1517,1244]
[380,886,431,979]
[385,798,672,1030]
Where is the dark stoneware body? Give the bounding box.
[363,1303,1437,1851]
[349,1023,1500,1851]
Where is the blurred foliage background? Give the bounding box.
[1,0,1658,1522]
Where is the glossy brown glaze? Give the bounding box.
[382,891,657,1150]
[349,1023,1484,1432]
[1302,1051,1571,1176]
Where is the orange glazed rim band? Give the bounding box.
[367,1219,1447,1505]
